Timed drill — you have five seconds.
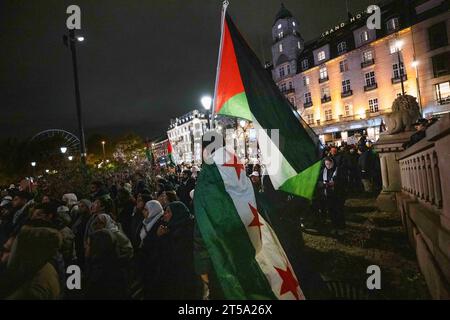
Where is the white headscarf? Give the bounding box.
[139,200,163,245]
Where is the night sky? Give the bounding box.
[0,0,375,140]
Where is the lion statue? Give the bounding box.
[383,95,421,134]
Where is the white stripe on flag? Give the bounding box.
[251,117,297,190]
[213,147,305,300]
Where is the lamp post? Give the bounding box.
[101,141,106,160]
[60,146,67,154]
[412,60,423,114]
[395,39,406,96]
[31,161,36,177]
[201,96,212,129]
[63,29,87,164]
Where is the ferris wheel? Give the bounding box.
[30,129,81,155]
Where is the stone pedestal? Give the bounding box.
[374,131,415,212]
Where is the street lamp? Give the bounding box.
[412,60,423,114]
[60,147,67,154]
[394,39,405,96]
[201,95,212,129]
[63,29,87,164]
[68,156,73,161]
[30,161,36,177]
[101,141,106,159]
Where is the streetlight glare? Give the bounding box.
[77,36,85,42]
[395,40,404,51]
[412,60,419,68]
[60,147,67,154]
[201,96,212,110]
[68,156,73,161]
[31,162,36,167]
[101,141,106,145]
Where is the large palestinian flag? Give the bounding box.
[194,147,304,300]
[214,13,321,200]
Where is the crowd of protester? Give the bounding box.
[0,131,385,300]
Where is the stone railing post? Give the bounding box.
[374,131,415,212]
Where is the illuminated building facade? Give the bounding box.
[167,109,209,164]
[271,0,450,145]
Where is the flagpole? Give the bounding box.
[211,0,229,130]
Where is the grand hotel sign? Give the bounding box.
[321,9,370,38]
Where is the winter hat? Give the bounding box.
[62,193,78,207]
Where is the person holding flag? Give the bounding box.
[194,1,328,300]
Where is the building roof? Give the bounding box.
[273,3,293,26]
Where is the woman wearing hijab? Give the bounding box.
[155,201,198,299]
[135,200,164,299]
[84,214,134,299]
[84,229,129,299]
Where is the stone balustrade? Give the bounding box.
[394,113,450,299]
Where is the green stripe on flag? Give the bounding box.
[279,160,321,200]
[194,162,277,300]
[217,92,252,121]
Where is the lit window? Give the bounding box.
[278,24,282,29]
[337,41,347,54]
[325,109,333,121]
[342,79,351,92]
[318,51,326,61]
[339,59,349,72]
[321,87,330,99]
[360,31,369,43]
[278,31,284,38]
[369,98,379,112]
[301,59,309,70]
[435,81,450,103]
[279,44,283,52]
[344,105,353,116]
[387,17,399,32]
[389,40,400,54]
[303,76,310,86]
[393,62,405,78]
[363,50,373,62]
[304,92,312,103]
[319,66,328,80]
[365,71,376,86]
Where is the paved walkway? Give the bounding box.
[302,196,430,299]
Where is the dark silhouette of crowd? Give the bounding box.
[0,132,382,300]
